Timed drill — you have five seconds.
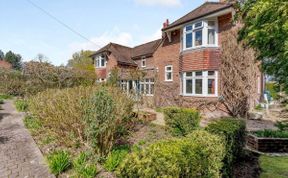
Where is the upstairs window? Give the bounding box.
[95,55,106,68]
[141,57,146,67]
[183,20,217,50]
[165,65,173,81]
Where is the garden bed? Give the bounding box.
[247,133,288,153]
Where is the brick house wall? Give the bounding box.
[0,60,12,69]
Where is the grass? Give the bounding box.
[73,152,98,178]
[0,94,12,100]
[260,156,288,178]
[104,145,130,171]
[47,150,71,175]
[15,99,28,112]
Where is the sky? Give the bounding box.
[0,0,211,65]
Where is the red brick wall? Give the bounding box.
[0,60,12,69]
[95,53,118,79]
[134,56,154,69]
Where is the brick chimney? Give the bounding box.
[162,19,170,28]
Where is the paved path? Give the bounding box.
[0,100,54,178]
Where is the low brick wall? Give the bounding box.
[247,134,288,153]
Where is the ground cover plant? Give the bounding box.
[206,118,246,178]
[163,107,201,136]
[254,130,288,138]
[15,99,28,112]
[47,150,71,176]
[72,152,98,178]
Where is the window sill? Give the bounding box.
[95,67,106,69]
[181,94,218,98]
[182,45,219,52]
[165,80,173,82]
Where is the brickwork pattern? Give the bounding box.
[0,100,54,178]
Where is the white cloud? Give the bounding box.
[142,27,162,43]
[69,27,133,53]
[135,0,182,7]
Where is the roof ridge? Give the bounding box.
[133,39,161,48]
[110,42,132,49]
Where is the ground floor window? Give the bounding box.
[140,78,154,96]
[182,71,218,97]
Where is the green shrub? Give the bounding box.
[266,82,280,100]
[15,99,28,112]
[82,87,133,157]
[0,99,4,105]
[47,150,71,175]
[104,146,129,171]
[275,121,288,131]
[23,115,42,131]
[255,104,262,111]
[0,94,12,100]
[117,130,225,178]
[254,129,288,138]
[206,118,246,178]
[73,152,98,178]
[163,107,201,136]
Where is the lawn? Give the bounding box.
[260,155,288,178]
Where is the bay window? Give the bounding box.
[95,55,106,68]
[182,71,218,96]
[183,20,218,50]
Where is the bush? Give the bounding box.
[275,121,288,131]
[73,152,98,178]
[0,69,26,96]
[29,86,97,146]
[206,118,246,178]
[15,99,28,112]
[82,87,133,157]
[117,130,225,178]
[104,146,129,171]
[47,150,71,175]
[0,94,12,100]
[254,129,288,138]
[0,99,3,105]
[163,107,201,136]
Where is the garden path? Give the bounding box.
[0,100,54,178]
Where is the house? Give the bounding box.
[0,60,12,69]
[91,1,264,116]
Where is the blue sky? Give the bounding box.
[0,0,208,65]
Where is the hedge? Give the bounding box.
[206,118,246,178]
[163,107,201,136]
[117,130,225,178]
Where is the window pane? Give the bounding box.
[195,30,202,46]
[186,33,192,48]
[208,71,215,76]
[208,29,215,45]
[208,79,215,95]
[186,25,192,31]
[140,84,145,94]
[146,84,150,94]
[186,72,193,77]
[195,71,203,76]
[195,79,203,94]
[194,21,202,28]
[166,66,172,71]
[166,72,172,80]
[186,79,193,94]
[101,59,105,66]
[151,84,154,95]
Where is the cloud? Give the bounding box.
[69,27,133,53]
[142,27,162,43]
[135,0,182,7]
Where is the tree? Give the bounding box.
[4,51,22,70]
[67,50,95,71]
[0,50,4,60]
[238,0,288,92]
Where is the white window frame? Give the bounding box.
[140,78,154,96]
[183,20,218,50]
[165,65,173,82]
[95,55,106,68]
[141,57,146,68]
[182,71,218,97]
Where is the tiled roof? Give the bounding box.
[91,39,162,66]
[163,2,233,31]
[131,39,162,59]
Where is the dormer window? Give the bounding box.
[95,55,106,68]
[141,57,146,68]
[183,20,218,50]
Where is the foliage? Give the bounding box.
[29,86,97,146]
[23,115,42,132]
[254,130,288,138]
[15,99,28,112]
[163,107,201,136]
[260,155,288,178]
[275,121,288,131]
[0,50,4,60]
[104,145,130,171]
[239,0,288,93]
[117,130,225,178]
[73,152,98,178]
[266,82,280,100]
[0,94,12,100]
[0,99,3,105]
[47,150,71,175]
[255,104,262,111]
[206,118,246,178]
[82,87,133,156]
[220,26,258,117]
[4,51,22,70]
[0,69,26,96]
